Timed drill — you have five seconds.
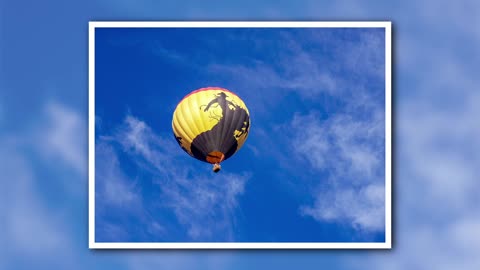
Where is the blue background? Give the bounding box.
[1,0,479,269]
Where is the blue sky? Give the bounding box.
[94,26,386,243]
[1,0,480,269]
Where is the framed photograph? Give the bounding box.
[89,21,391,249]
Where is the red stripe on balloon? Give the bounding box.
[179,87,240,103]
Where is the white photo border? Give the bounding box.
[89,21,392,249]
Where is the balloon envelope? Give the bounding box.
[172,87,250,167]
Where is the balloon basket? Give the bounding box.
[213,163,221,173]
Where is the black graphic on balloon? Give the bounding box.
[174,135,189,154]
[190,92,250,162]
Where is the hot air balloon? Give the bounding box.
[172,87,250,172]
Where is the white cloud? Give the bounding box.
[301,184,385,231]
[37,101,86,175]
[290,107,385,231]
[396,64,480,220]
[148,40,190,66]
[207,31,338,97]
[160,172,249,240]
[95,141,140,208]
[341,0,480,268]
[369,89,480,268]
[95,126,168,241]
[114,114,181,176]
[0,139,75,268]
[0,101,87,263]
[96,114,249,241]
[291,110,384,178]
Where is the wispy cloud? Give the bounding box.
[96,114,249,241]
[95,121,170,242]
[339,0,480,268]
[148,41,190,66]
[161,172,248,240]
[1,150,70,254]
[376,86,480,269]
[301,184,385,231]
[342,31,385,79]
[289,106,385,231]
[0,99,92,268]
[0,137,75,268]
[207,30,338,97]
[35,102,86,175]
[193,28,387,145]
[95,141,141,208]
[291,111,384,176]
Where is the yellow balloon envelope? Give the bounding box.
[172,87,250,172]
